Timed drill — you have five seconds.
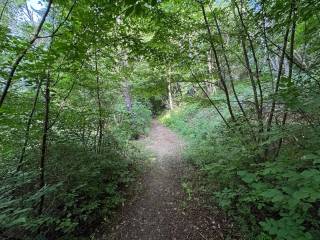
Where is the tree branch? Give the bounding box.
[0,0,53,108]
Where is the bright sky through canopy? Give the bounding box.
[27,0,43,11]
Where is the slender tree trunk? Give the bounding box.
[233,2,261,125]
[17,79,43,171]
[236,0,263,114]
[176,82,183,97]
[261,2,275,91]
[168,81,173,110]
[94,49,103,153]
[167,69,173,110]
[241,31,261,121]
[94,126,98,151]
[0,0,9,22]
[119,49,132,113]
[206,50,215,94]
[188,65,230,128]
[200,3,235,122]
[49,80,76,129]
[266,3,294,131]
[275,0,297,157]
[123,80,132,112]
[210,7,249,123]
[0,0,53,108]
[81,122,86,146]
[38,72,50,215]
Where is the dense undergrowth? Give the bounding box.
[1,100,152,240]
[160,83,320,240]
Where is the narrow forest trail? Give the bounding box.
[104,120,227,240]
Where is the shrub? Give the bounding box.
[113,101,152,140]
[162,103,320,240]
[0,140,144,239]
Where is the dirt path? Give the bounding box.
[104,120,227,240]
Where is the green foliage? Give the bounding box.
[0,140,145,239]
[162,96,320,239]
[2,0,320,239]
[112,101,152,140]
[0,0,157,238]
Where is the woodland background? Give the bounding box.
[0,0,319,239]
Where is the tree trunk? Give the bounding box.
[188,65,230,128]
[121,50,132,112]
[123,80,132,112]
[275,0,297,158]
[237,0,263,114]
[266,3,294,131]
[167,78,173,110]
[95,49,103,153]
[210,6,249,124]
[233,1,262,128]
[200,3,235,122]
[261,1,275,92]
[206,50,215,94]
[17,79,43,171]
[38,72,50,215]
[0,0,9,22]
[0,0,53,108]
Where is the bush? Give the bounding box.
[162,103,320,240]
[112,101,152,140]
[0,140,144,239]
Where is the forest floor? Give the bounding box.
[97,120,232,240]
